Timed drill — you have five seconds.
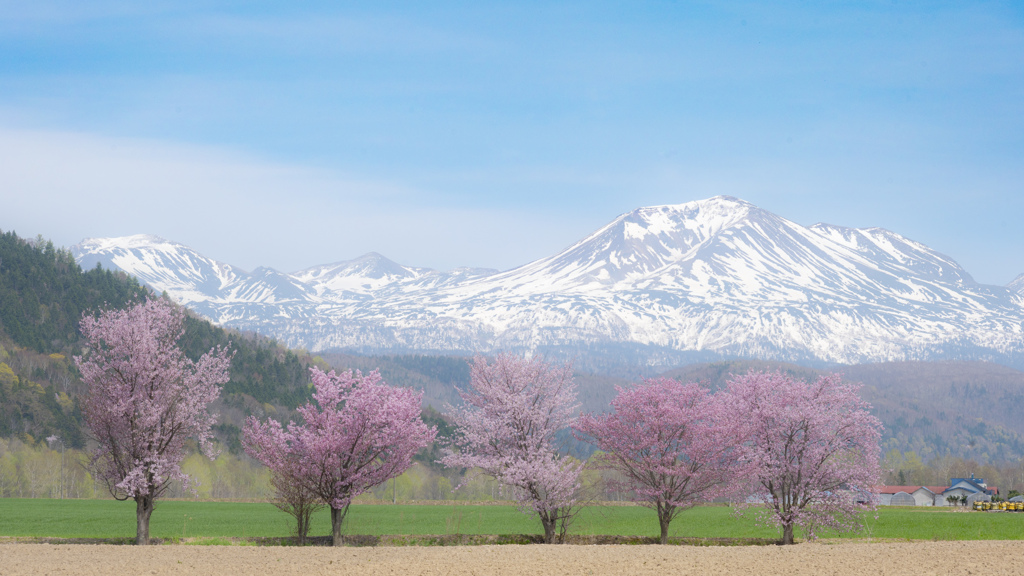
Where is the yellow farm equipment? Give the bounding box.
[974,500,1023,511]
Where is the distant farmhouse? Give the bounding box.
[875,475,999,506]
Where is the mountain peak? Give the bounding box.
[627,195,757,239]
[667,194,749,210]
[76,233,174,251]
[290,251,427,294]
[505,195,766,287]
[633,195,754,222]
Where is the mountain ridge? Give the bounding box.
[70,196,1024,370]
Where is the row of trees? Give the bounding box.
[244,352,882,546]
[439,355,882,545]
[1,435,275,501]
[882,448,1024,492]
[0,437,95,498]
[0,438,491,503]
[74,298,882,546]
[0,438,571,503]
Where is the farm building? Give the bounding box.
[874,486,947,506]
[874,476,999,506]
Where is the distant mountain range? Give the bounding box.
[72,196,1024,371]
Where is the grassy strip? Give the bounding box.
[0,500,776,540]
[0,499,1021,542]
[857,508,1024,541]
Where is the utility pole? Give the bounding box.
[47,435,65,499]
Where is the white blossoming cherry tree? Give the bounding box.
[442,353,583,544]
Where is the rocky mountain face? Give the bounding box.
[71,196,1024,370]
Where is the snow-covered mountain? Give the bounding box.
[74,234,318,304]
[75,235,249,303]
[71,196,1024,369]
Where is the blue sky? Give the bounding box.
[2,1,1022,284]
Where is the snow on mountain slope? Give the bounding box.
[291,252,431,296]
[73,235,316,306]
[74,235,246,304]
[1010,273,1024,296]
[71,197,1024,369]
[224,267,319,303]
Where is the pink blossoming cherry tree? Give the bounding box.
[75,298,232,545]
[442,354,583,544]
[576,377,743,544]
[725,371,883,544]
[244,367,435,546]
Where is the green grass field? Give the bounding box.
[0,499,1021,542]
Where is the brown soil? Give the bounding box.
[2,541,1023,575]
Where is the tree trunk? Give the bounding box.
[781,523,795,545]
[541,516,557,544]
[657,503,675,545]
[538,509,559,544]
[297,509,309,546]
[135,495,154,545]
[330,504,350,547]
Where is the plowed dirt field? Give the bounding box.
[2,541,1022,575]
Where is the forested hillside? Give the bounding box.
[0,230,316,450]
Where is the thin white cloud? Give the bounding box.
[0,127,586,274]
